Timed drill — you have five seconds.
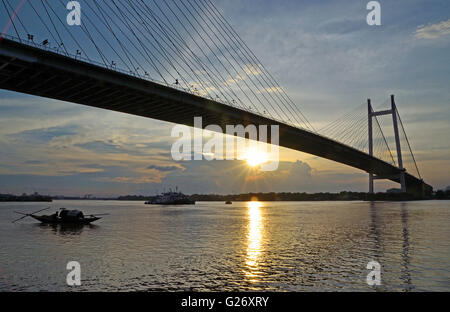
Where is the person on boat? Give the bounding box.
[52,210,58,220]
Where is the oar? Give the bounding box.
[12,207,51,223]
[29,207,51,215]
[12,215,29,223]
[89,213,110,216]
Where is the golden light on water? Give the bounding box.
[245,201,263,280]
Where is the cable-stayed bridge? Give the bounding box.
[0,0,432,197]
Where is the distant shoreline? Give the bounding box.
[50,191,450,201]
[0,193,52,202]
[2,190,448,203]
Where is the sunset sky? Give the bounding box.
[0,0,449,196]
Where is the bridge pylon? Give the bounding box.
[368,95,406,193]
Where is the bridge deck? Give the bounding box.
[0,38,432,196]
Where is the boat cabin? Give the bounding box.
[59,209,84,221]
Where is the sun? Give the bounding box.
[244,148,268,167]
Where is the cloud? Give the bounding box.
[415,19,450,39]
[24,160,44,165]
[147,164,181,172]
[95,176,160,184]
[317,18,365,35]
[243,64,262,76]
[0,96,86,119]
[262,87,283,94]
[160,159,360,194]
[75,140,123,154]
[73,139,174,157]
[9,125,79,144]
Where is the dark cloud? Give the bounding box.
[81,164,108,169]
[140,141,173,150]
[147,165,181,172]
[24,160,44,165]
[0,159,368,196]
[10,125,79,144]
[0,173,145,197]
[75,140,122,153]
[74,140,173,156]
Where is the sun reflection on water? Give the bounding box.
[245,201,263,281]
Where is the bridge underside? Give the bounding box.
[0,39,432,197]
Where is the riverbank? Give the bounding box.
[3,189,448,203]
[0,193,52,202]
[111,191,446,201]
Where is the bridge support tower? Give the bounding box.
[368,95,406,193]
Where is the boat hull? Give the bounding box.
[145,200,195,205]
[31,215,100,224]
[145,199,195,205]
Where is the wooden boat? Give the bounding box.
[12,207,107,224]
[30,214,101,224]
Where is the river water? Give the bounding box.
[0,200,448,291]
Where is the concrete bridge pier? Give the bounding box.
[368,95,407,194]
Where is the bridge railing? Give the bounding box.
[0,35,191,94]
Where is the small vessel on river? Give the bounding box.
[12,207,107,224]
[145,188,195,205]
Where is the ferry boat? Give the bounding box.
[145,189,195,205]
